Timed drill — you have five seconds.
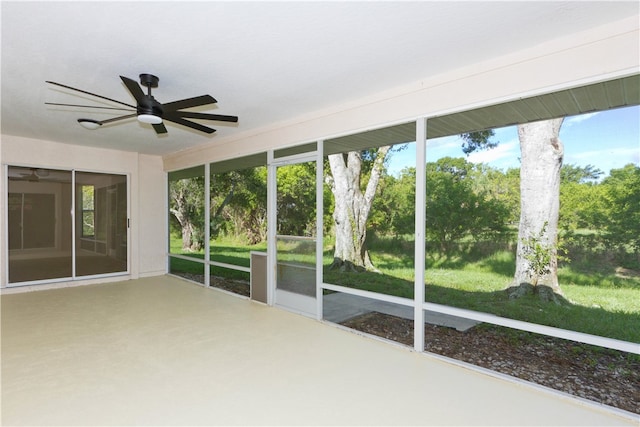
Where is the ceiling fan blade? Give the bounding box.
[98,113,138,125]
[162,95,217,112]
[172,111,238,123]
[152,123,168,134]
[120,76,146,104]
[164,113,216,134]
[45,102,135,112]
[46,81,135,109]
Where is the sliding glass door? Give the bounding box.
[7,166,128,284]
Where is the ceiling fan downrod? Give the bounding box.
[136,74,163,124]
[139,73,159,96]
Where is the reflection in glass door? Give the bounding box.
[275,160,317,316]
[7,167,73,282]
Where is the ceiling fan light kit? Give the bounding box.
[77,118,102,130]
[137,114,162,125]
[46,73,238,135]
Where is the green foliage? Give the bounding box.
[211,167,268,244]
[558,164,640,256]
[170,166,270,249]
[520,222,553,286]
[559,182,607,231]
[371,166,416,236]
[425,157,509,250]
[561,163,604,184]
[460,130,498,155]
[601,164,640,253]
[169,175,206,250]
[472,166,520,224]
[277,162,316,236]
[80,185,95,237]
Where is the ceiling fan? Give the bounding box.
[13,168,47,182]
[45,74,238,135]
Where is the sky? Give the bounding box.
[387,105,640,179]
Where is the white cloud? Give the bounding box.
[566,147,640,169]
[427,135,462,151]
[467,140,519,165]
[565,112,599,127]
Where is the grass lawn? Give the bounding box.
[169,236,640,344]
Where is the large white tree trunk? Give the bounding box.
[512,118,564,298]
[327,147,390,271]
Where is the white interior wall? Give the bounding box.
[163,15,639,171]
[136,154,167,278]
[0,136,167,289]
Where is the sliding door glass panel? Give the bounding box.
[7,167,72,283]
[75,172,127,276]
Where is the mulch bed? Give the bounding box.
[342,311,640,415]
[178,273,251,297]
[211,276,251,297]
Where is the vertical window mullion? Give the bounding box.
[204,163,210,287]
[71,171,76,278]
[267,150,277,306]
[414,118,427,352]
[316,140,324,320]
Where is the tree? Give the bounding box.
[211,167,268,244]
[512,118,565,299]
[601,164,640,253]
[463,119,566,300]
[475,166,521,226]
[461,130,497,155]
[326,146,391,271]
[561,164,603,184]
[277,162,317,236]
[559,181,605,232]
[326,134,493,272]
[372,166,416,237]
[169,176,205,251]
[558,164,606,232]
[425,157,509,251]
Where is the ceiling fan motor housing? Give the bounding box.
[139,73,159,88]
[138,74,163,118]
[137,97,164,118]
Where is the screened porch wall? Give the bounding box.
[162,14,638,356]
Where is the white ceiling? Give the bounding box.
[2,1,638,156]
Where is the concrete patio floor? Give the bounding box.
[1,275,636,426]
